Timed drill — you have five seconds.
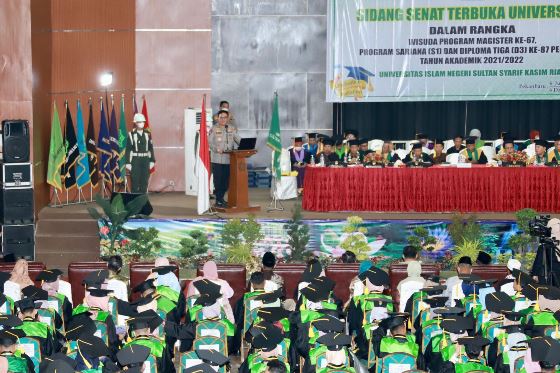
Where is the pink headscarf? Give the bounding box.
[85,291,110,312]
[9,259,34,288]
[0,356,8,373]
[203,261,219,280]
[154,257,170,267]
[41,280,60,297]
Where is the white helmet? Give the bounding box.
[133,113,146,123]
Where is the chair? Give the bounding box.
[144,355,158,373]
[443,140,455,152]
[193,336,226,356]
[316,349,350,369]
[325,263,360,303]
[446,153,460,164]
[481,146,496,160]
[376,352,416,373]
[195,264,246,307]
[395,149,409,160]
[129,261,179,301]
[68,262,108,304]
[37,308,56,330]
[274,264,307,300]
[369,139,384,152]
[524,143,536,158]
[421,320,442,353]
[195,320,228,353]
[19,337,41,371]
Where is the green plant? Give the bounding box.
[507,209,538,270]
[222,217,263,271]
[180,230,209,261]
[340,216,371,261]
[407,227,437,253]
[284,205,310,262]
[88,193,149,254]
[448,214,483,246]
[123,227,162,259]
[451,239,484,266]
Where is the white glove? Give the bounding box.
[150,162,155,169]
[126,164,132,171]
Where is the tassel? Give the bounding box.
[441,333,448,348]
[534,288,540,312]
[309,327,315,339]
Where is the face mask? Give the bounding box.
[136,122,145,129]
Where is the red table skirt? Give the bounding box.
[302,166,560,213]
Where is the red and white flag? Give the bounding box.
[197,95,210,214]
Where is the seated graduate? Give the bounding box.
[36,269,73,326]
[439,336,493,373]
[397,261,426,313]
[105,255,128,302]
[309,333,356,373]
[316,137,340,166]
[262,252,285,295]
[460,137,488,164]
[523,336,560,373]
[358,138,370,159]
[239,321,290,373]
[115,344,151,372]
[124,310,175,373]
[14,297,59,358]
[548,135,560,164]
[131,278,177,317]
[71,333,111,372]
[446,135,466,155]
[443,256,474,307]
[431,138,447,164]
[0,316,34,372]
[403,143,433,164]
[149,257,180,299]
[5,259,35,302]
[346,140,362,164]
[529,139,550,165]
[376,140,400,163]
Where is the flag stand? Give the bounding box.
[77,187,87,204]
[267,175,284,212]
[49,188,63,207]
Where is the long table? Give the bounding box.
[302,166,560,212]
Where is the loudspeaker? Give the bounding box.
[2,120,30,163]
[110,192,153,216]
[0,188,34,224]
[2,224,34,260]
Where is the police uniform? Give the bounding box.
[125,128,155,193]
[208,122,240,206]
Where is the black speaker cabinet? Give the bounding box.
[2,224,34,260]
[110,192,153,216]
[2,120,30,163]
[0,188,34,224]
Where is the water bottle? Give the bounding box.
[320,154,325,167]
[343,154,348,164]
[310,155,315,166]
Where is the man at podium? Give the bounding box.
[209,108,240,208]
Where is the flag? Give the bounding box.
[118,96,128,177]
[141,96,156,173]
[47,102,65,190]
[266,93,282,180]
[133,93,138,114]
[86,100,99,187]
[75,100,90,188]
[63,103,79,189]
[109,103,122,184]
[97,101,112,186]
[197,95,210,215]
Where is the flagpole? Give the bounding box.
[267,92,284,212]
[111,93,115,192]
[121,93,128,193]
[89,97,94,202]
[200,94,216,216]
[100,97,107,199]
[64,100,70,206]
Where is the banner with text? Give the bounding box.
[327,0,560,102]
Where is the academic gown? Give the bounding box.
[290,148,311,188]
[316,152,340,166]
[16,317,60,357]
[446,145,465,155]
[402,153,433,164]
[126,336,175,373]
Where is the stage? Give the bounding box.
[35,188,558,270]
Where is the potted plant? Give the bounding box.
[284,205,310,263]
[221,217,264,273]
[407,226,437,262]
[179,230,211,268]
[507,208,538,270]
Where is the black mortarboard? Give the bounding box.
[41,359,76,373]
[183,364,216,373]
[554,135,560,142]
[422,297,448,308]
[381,313,408,331]
[39,353,78,372]
[440,316,473,334]
[302,261,323,282]
[0,315,22,328]
[544,286,560,300]
[458,256,473,265]
[126,310,163,332]
[0,329,24,346]
[193,279,222,296]
[15,297,40,312]
[313,315,345,333]
[433,307,466,316]
[116,344,151,367]
[535,139,549,148]
[83,269,109,287]
[411,143,422,150]
[466,137,476,145]
[503,324,526,334]
[485,291,515,314]
[503,311,524,322]
[65,314,97,341]
[294,137,303,143]
[254,289,282,304]
[348,140,359,147]
[194,292,220,307]
[358,266,389,287]
[363,297,393,308]
[35,269,63,283]
[419,285,447,295]
[316,333,352,351]
[151,265,177,276]
[416,133,428,139]
[359,138,369,145]
[132,279,156,294]
[257,307,290,323]
[521,282,548,301]
[334,136,344,146]
[77,334,110,358]
[0,272,11,293]
[461,277,494,287]
[251,324,284,351]
[322,138,334,147]
[87,288,113,297]
[21,285,48,300]
[300,279,333,303]
[457,336,491,355]
[344,129,358,138]
[527,336,560,365]
[476,251,492,265]
[502,137,515,145]
[307,133,318,139]
[195,349,230,367]
[434,139,444,145]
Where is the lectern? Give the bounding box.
[215,150,260,213]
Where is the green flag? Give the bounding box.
[118,96,128,175]
[47,102,65,190]
[266,93,282,179]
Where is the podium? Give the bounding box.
[215,150,260,213]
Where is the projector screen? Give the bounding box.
[326,0,560,102]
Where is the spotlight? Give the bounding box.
[100,72,113,87]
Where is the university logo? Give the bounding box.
[330,66,375,100]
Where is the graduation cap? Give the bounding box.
[485,291,515,314]
[381,313,408,331]
[300,277,334,303]
[364,297,393,308]
[433,307,465,316]
[535,139,549,148]
[411,143,422,150]
[257,307,290,323]
[527,336,560,365]
[440,316,473,334]
[21,285,48,300]
[294,137,303,143]
[344,129,359,138]
[132,279,156,294]
[87,288,113,297]
[151,265,177,276]
[502,137,515,146]
[251,323,284,351]
[415,133,428,140]
[195,349,230,367]
[422,297,448,309]
[14,297,40,312]
[0,329,24,346]
[457,336,491,355]
[544,285,560,301]
[76,334,110,358]
[65,314,97,341]
[503,311,524,322]
[419,285,447,295]
[116,344,151,367]
[312,315,345,333]
[503,324,526,334]
[334,136,344,146]
[465,137,476,145]
[348,140,359,147]
[322,138,334,147]
[193,279,222,296]
[0,315,22,328]
[194,292,220,307]
[521,282,548,301]
[126,310,163,332]
[39,353,79,372]
[302,261,323,283]
[476,251,492,265]
[434,139,445,146]
[83,269,109,287]
[35,269,63,283]
[316,332,352,351]
[41,359,76,373]
[345,66,374,81]
[254,289,282,304]
[358,266,389,287]
[307,133,318,139]
[359,138,369,145]
[183,363,216,373]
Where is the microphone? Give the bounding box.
[225,125,229,147]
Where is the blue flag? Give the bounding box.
[97,101,112,186]
[75,100,90,188]
[109,104,122,184]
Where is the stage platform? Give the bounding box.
[35,189,557,270]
